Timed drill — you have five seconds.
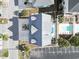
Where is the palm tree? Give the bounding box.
[2,34,8,41]
[18,44,30,59]
[18,40,37,59]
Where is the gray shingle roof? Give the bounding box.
[68,0,79,12]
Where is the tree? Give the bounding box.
[2,34,8,41]
[19,10,29,18]
[22,24,29,30]
[2,49,9,57]
[69,36,79,46]
[24,46,30,58]
[18,44,25,51]
[0,34,8,41]
[18,44,30,59]
[58,16,64,23]
[58,37,70,47]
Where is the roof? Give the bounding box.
[68,0,79,12]
[33,0,54,8]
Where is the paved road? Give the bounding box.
[30,53,79,59]
[30,47,79,59]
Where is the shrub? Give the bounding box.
[19,10,29,18]
[0,34,9,41]
[2,49,9,57]
[69,36,79,46]
[58,37,70,47]
[58,16,64,23]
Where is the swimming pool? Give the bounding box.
[58,24,73,34]
[67,25,73,32]
[51,24,73,33]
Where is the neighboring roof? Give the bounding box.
[19,0,54,9]
[70,3,79,12]
[33,0,54,8]
[68,0,79,12]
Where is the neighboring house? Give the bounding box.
[64,0,79,13]
[18,0,54,9]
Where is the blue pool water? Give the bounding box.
[67,25,73,32]
[51,24,73,33]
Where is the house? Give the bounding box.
[29,13,52,46]
[64,0,79,13]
